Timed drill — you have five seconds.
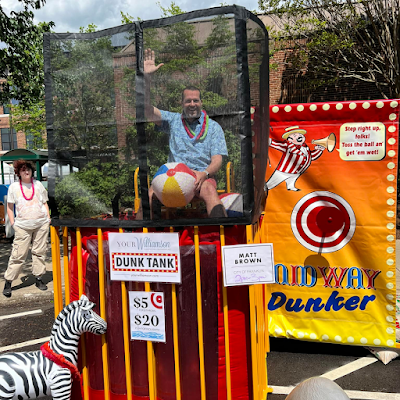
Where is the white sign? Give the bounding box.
[109,232,181,283]
[222,243,275,286]
[339,122,386,161]
[129,291,166,342]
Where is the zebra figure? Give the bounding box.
[0,294,107,399]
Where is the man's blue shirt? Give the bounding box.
[159,110,228,171]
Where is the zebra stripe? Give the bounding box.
[0,294,107,399]
[0,369,14,398]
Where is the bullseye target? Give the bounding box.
[291,191,356,253]
[151,293,163,309]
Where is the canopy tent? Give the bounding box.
[0,149,48,183]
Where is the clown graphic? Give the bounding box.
[265,126,325,191]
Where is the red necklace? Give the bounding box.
[20,178,34,200]
[41,341,81,380]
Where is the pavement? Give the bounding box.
[0,233,58,305]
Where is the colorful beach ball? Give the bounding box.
[219,193,243,217]
[152,163,197,207]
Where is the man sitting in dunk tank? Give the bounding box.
[143,48,228,219]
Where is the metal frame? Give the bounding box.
[44,5,269,229]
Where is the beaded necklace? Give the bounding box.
[20,178,35,201]
[182,110,209,142]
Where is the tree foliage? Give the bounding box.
[11,100,47,149]
[50,24,139,218]
[55,161,137,218]
[259,0,400,98]
[0,1,54,107]
[50,24,117,155]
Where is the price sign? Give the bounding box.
[128,291,166,342]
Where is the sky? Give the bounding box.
[3,0,260,33]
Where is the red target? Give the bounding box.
[291,191,356,253]
[150,293,163,309]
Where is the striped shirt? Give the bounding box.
[270,140,323,174]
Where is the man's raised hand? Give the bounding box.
[144,48,164,75]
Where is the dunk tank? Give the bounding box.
[44,6,270,400]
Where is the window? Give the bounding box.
[26,132,34,150]
[1,128,17,150]
[2,100,19,114]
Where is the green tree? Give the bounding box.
[0,2,54,107]
[55,161,137,218]
[205,14,234,51]
[11,100,47,149]
[50,24,117,156]
[51,24,139,219]
[259,0,400,98]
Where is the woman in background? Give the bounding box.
[3,160,50,298]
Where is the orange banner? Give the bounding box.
[261,99,399,347]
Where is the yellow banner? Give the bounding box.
[261,100,399,347]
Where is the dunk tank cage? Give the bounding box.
[44,6,270,400]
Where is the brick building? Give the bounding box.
[113,41,136,152]
[257,15,390,105]
[0,79,33,154]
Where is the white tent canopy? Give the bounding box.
[1,163,15,184]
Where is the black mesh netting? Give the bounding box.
[44,6,269,228]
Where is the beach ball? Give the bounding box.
[219,193,243,217]
[152,163,196,207]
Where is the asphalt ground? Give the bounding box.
[267,338,400,399]
[0,235,56,306]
